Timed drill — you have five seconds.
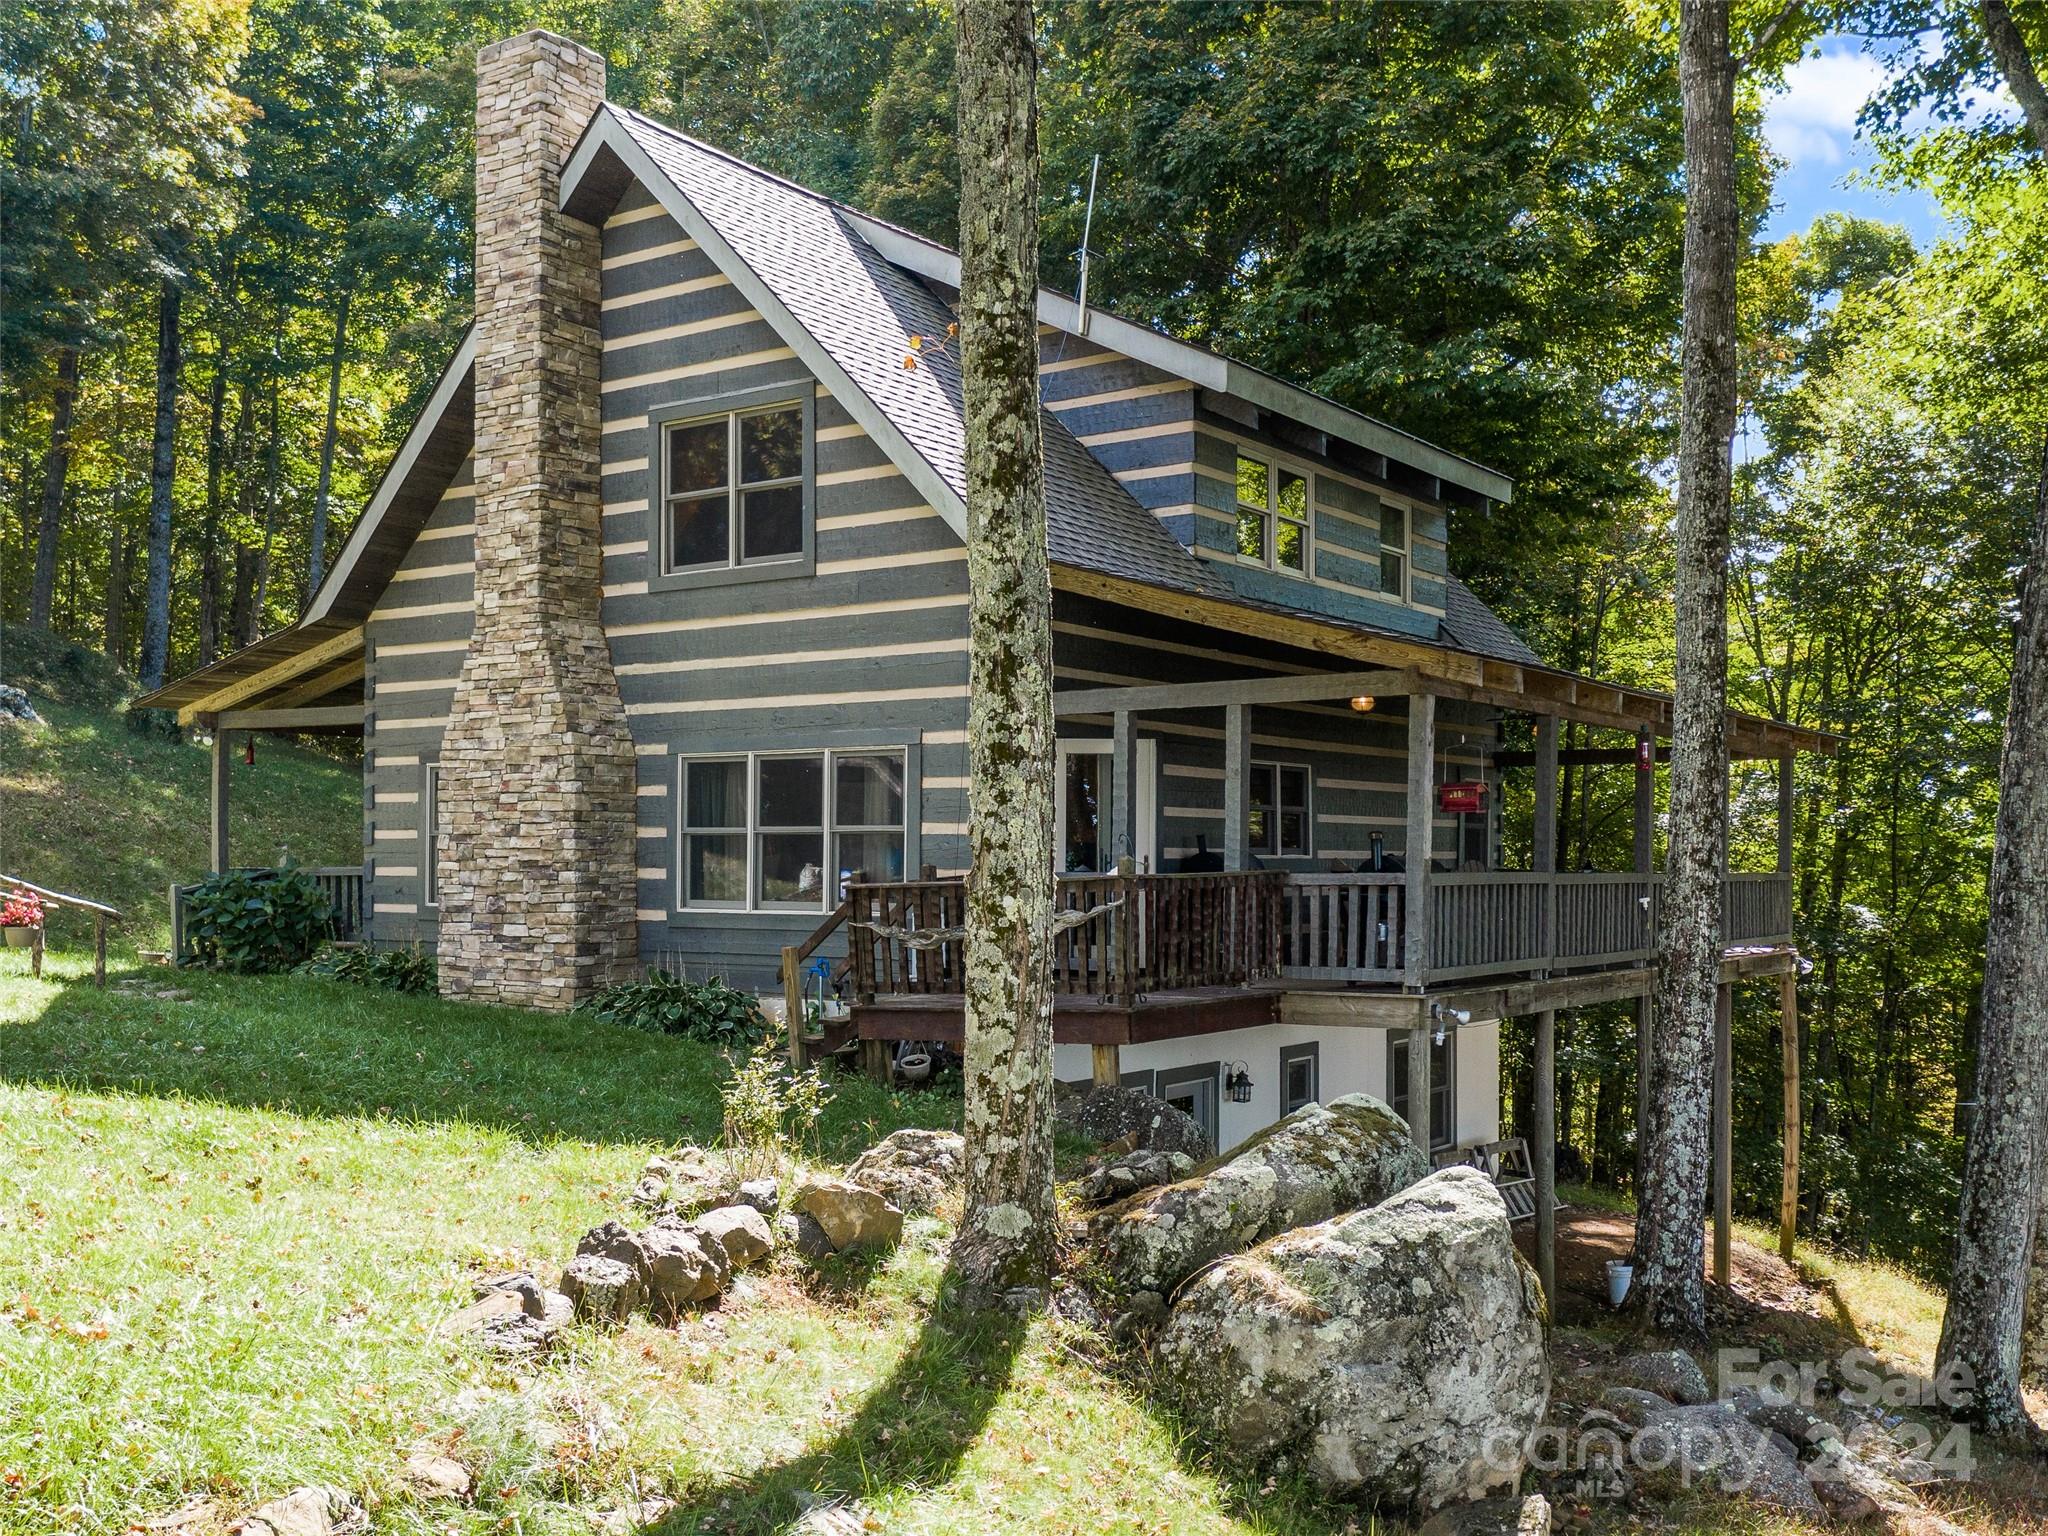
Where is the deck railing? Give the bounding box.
[1277,869,1792,988]
[832,868,1793,1002]
[844,870,1287,1005]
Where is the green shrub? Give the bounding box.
[720,1038,833,1178]
[296,943,438,994]
[180,868,335,972]
[580,970,767,1047]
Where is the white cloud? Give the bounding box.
[1765,48,1888,168]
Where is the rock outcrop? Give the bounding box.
[1055,1082,1212,1160]
[1071,1146,1195,1206]
[1156,1168,1549,1514]
[1090,1094,1428,1300]
[847,1128,965,1214]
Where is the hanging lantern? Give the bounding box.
[1223,1062,1254,1103]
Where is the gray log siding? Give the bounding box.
[357,178,1504,983]
[363,465,476,941]
[1051,593,1496,871]
[601,184,970,988]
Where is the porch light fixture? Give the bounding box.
[1349,695,1376,713]
[1223,1062,1254,1103]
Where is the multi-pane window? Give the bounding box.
[1379,502,1409,599]
[663,402,805,573]
[679,750,906,911]
[1247,761,1311,858]
[1389,1030,1455,1149]
[423,765,441,907]
[1234,454,1310,574]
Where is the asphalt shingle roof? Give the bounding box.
[619,108,1219,597]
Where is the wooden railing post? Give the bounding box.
[1533,713,1558,974]
[1404,692,1436,990]
[781,944,805,1069]
[1115,856,1137,1004]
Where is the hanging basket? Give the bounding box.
[3,925,36,949]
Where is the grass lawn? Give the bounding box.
[0,696,360,954]
[0,952,1344,1536]
[4,950,2041,1536]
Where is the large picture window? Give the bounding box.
[1234,453,1311,575]
[679,750,907,911]
[1247,760,1311,858]
[661,398,807,575]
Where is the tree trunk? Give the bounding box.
[30,342,81,630]
[948,0,1057,1304]
[307,287,352,594]
[138,276,183,693]
[198,355,228,666]
[105,528,127,664]
[1946,440,2048,1435]
[1630,0,1738,1339]
[252,369,282,636]
[228,380,258,647]
[1979,0,2048,156]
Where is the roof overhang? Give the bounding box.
[838,210,1515,508]
[1051,565,1837,759]
[131,618,365,722]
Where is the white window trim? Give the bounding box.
[1378,499,1412,603]
[676,748,907,913]
[1249,758,1313,859]
[1233,451,1315,580]
[660,400,807,577]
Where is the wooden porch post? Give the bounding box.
[1092,1042,1121,1088]
[1779,968,1800,1261]
[1634,728,1655,1192]
[1776,753,1794,875]
[1404,693,1435,988]
[1407,1022,1431,1153]
[1534,1007,1557,1302]
[1223,702,1252,870]
[1533,714,1559,971]
[209,725,231,875]
[1713,979,1733,1286]
[781,944,805,1069]
[1111,709,1137,867]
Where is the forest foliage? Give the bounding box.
[3,0,2045,1279]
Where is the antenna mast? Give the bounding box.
[1074,153,1100,336]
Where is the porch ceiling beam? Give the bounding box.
[269,657,366,711]
[210,705,364,731]
[1054,667,1412,717]
[176,625,365,725]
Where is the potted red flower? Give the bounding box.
[1,888,44,947]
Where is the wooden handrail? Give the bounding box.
[0,874,120,918]
[1,872,120,987]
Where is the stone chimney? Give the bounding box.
[437,31,639,1011]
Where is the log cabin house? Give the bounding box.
[136,32,1829,1181]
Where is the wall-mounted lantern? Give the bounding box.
[1223,1062,1254,1103]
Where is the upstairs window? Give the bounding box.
[1248,761,1311,858]
[1379,502,1409,599]
[661,399,806,575]
[1235,454,1310,575]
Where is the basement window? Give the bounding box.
[649,382,815,589]
[679,749,906,912]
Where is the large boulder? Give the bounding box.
[1156,1168,1549,1514]
[1089,1094,1428,1300]
[1631,1400,1825,1519]
[792,1174,903,1255]
[1613,1348,1712,1406]
[847,1128,966,1214]
[1055,1083,1212,1160]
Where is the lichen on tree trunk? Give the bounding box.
[948,0,1058,1302]
[1629,0,1737,1340]
[1943,439,2048,1436]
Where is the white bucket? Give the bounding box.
[1606,1260,1634,1308]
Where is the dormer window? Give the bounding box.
[1379,503,1409,599]
[648,382,816,589]
[1235,454,1310,575]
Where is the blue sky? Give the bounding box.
[1761,41,1949,248]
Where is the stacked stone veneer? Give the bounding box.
[437,31,639,1010]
